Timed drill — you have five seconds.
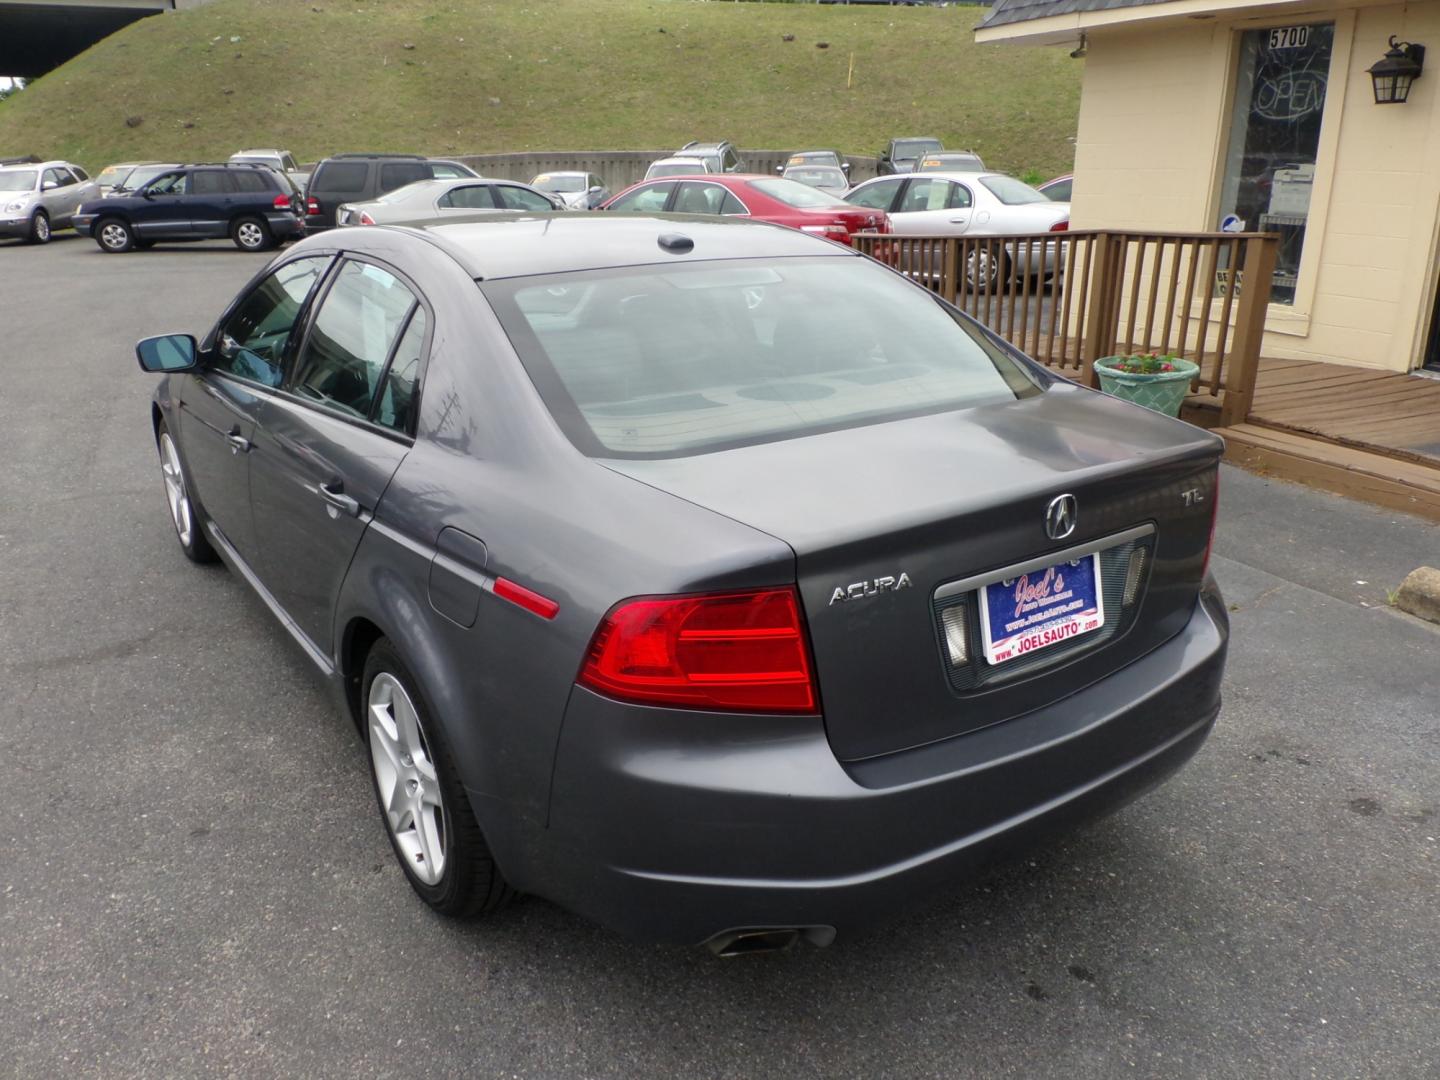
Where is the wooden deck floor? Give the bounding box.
[1247,356,1440,466]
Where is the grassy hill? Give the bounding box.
[0,0,1079,179]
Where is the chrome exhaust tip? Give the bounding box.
[705,926,837,957]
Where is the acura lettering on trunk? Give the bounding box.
[135,213,1229,953]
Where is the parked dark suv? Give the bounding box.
[304,153,478,230]
[73,163,304,253]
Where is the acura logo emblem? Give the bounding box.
[1045,494,1077,541]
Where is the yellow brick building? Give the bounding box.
[978,0,1440,374]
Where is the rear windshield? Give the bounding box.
[893,140,942,160]
[979,175,1049,206]
[484,257,1038,459]
[747,178,848,208]
[648,162,705,178]
[313,161,368,193]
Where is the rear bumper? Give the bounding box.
[495,581,1228,945]
[265,213,305,239]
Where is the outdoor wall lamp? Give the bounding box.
[1368,36,1425,104]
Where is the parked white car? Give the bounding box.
[845,170,1071,287]
[0,161,99,244]
[335,177,563,226]
[643,157,710,181]
[530,171,611,210]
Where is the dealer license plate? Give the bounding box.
[979,553,1105,666]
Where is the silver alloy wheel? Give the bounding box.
[33,213,49,242]
[966,250,1000,291]
[100,222,129,251]
[368,672,447,885]
[158,432,193,547]
[235,221,265,249]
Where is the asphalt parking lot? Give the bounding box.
[2,233,1438,1079]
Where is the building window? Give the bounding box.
[1218,23,1335,305]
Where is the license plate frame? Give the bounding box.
[978,552,1105,666]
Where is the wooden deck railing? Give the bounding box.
[851,229,1280,428]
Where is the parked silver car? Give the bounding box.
[229,148,311,193]
[335,177,563,226]
[0,161,99,243]
[530,171,611,210]
[845,170,1071,286]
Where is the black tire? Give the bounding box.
[155,420,217,564]
[362,638,515,918]
[95,216,135,253]
[25,210,50,245]
[231,216,274,252]
[134,238,155,250]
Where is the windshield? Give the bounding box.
[979,175,1049,206]
[484,257,1038,458]
[789,152,840,168]
[648,162,705,178]
[893,140,942,160]
[784,167,847,189]
[118,165,176,191]
[96,165,134,187]
[747,177,848,209]
[535,174,585,192]
[0,170,37,192]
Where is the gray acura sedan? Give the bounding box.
[136,214,1227,952]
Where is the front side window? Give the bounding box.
[214,256,332,386]
[494,185,555,211]
[1219,22,1335,305]
[608,182,675,213]
[291,261,419,421]
[846,178,901,212]
[485,257,1038,459]
[42,168,67,188]
[438,184,498,210]
[145,172,189,196]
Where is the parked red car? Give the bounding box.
[602,174,889,245]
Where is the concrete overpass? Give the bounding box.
[0,0,189,80]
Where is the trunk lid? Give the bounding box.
[604,383,1221,760]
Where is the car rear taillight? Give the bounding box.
[578,587,818,713]
[306,196,320,216]
[1049,219,1070,232]
[358,211,376,226]
[272,193,292,210]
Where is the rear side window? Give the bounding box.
[215,256,331,386]
[438,184,497,210]
[192,171,232,195]
[978,175,1049,206]
[379,162,430,193]
[484,257,1039,459]
[291,261,420,422]
[313,161,368,193]
[375,308,426,432]
[231,170,271,194]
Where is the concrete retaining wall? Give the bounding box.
[450,149,880,190]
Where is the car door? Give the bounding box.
[40,167,78,223]
[179,254,333,562]
[133,170,193,240]
[187,169,235,238]
[890,178,973,236]
[249,257,424,656]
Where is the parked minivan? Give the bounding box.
[304,153,478,230]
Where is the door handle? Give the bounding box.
[949,217,970,224]
[318,479,361,518]
[226,431,252,454]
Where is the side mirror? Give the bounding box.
[136,334,198,373]
[41,180,58,192]
[842,162,851,174]
[588,185,603,195]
